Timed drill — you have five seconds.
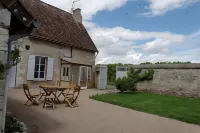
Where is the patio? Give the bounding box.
[7,88,200,133]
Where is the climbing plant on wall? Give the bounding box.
[0,47,20,77]
[115,67,154,92]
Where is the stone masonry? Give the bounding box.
[135,64,200,98]
[12,37,95,88]
[0,3,11,130]
[0,4,10,63]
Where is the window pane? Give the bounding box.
[88,67,91,81]
[63,68,66,76]
[34,65,39,71]
[34,72,38,78]
[40,72,44,78]
[81,67,87,81]
[66,67,69,76]
[40,57,46,65]
[40,65,45,71]
[35,56,40,65]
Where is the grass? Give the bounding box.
[90,92,200,125]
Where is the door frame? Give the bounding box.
[79,66,88,89]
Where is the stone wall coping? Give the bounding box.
[134,63,200,69]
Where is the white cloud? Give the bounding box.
[142,39,171,53]
[84,22,192,64]
[141,0,200,17]
[41,0,130,20]
[88,26,185,42]
[41,0,200,64]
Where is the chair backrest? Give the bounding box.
[74,85,80,93]
[71,85,81,105]
[70,83,76,89]
[23,84,33,101]
[57,80,61,86]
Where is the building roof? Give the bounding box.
[19,0,98,52]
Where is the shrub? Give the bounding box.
[0,62,6,77]
[0,47,21,78]
[115,67,154,92]
[5,116,22,133]
[115,77,126,92]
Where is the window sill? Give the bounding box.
[33,79,46,82]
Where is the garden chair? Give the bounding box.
[56,80,61,86]
[43,88,57,110]
[23,84,40,106]
[64,85,81,108]
[38,83,49,102]
[62,83,76,96]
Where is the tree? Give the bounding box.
[107,64,116,82]
[0,47,20,78]
[115,67,154,92]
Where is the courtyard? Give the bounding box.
[7,88,200,133]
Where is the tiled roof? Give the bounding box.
[19,0,98,52]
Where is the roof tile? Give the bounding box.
[19,0,98,52]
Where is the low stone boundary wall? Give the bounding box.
[135,64,200,98]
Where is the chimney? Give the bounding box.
[73,8,82,23]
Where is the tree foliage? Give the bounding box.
[115,67,154,92]
[5,116,22,133]
[0,47,20,77]
[141,61,191,64]
[0,62,5,77]
[106,63,134,83]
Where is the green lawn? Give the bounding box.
[90,92,200,125]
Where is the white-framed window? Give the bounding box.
[87,67,92,82]
[34,56,46,80]
[27,55,54,81]
[61,65,70,81]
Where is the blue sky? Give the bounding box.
[93,1,200,35]
[43,0,200,64]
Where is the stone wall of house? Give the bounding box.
[135,64,200,98]
[12,37,96,88]
[0,3,11,130]
[0,26,8,62]
[0,4,10,63]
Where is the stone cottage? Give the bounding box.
[0,0,98,89]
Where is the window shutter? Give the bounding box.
[27,55,35,80]
[47,57,54,80]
